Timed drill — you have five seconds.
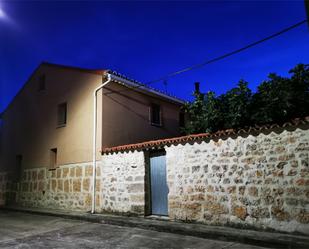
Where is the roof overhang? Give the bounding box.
[107,72,185,105]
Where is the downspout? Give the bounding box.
[92,73,112,214]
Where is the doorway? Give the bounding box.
[149,151,168,216]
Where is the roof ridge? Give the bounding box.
[101,116,309,154]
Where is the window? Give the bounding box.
[57,102,67,127]
[150,103,162,126]
[16,155,22,182]
[50,148,57,169]
[38,75,46,92]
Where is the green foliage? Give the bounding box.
[183,64,309,134]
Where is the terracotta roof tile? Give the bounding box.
[101,116,309,154]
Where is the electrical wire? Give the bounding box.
[107,19,307,96]
[146,19,307,85]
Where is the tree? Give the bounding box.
[183,63,309,134]
[183,90,222,134]
[251,64,309,124]
[219,80,252,129]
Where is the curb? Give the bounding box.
[2,207,308,249]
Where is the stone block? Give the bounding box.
[190,193,205,201]
[51,170,56,178]
[70,168,75,177]
[84,194,91,206]
[271,207,290,221]
[62,168,69,178]
[131,205,144,214]
[135,176,144,181]
[125,176,133,181]
[38,181,44,192]
[96,166,101,177]
[128,183,144,193]
[185,203,202,219]
[296,178,309,186]
[238,186,246,195]
[33,182,37,191]
[51,180,56,192]
[248,186,258,197]
[57,179,63,191]
[56,168,62,178]
[96,179,100,192]
[96,194,100,207]
[204,202,228,215]
[22,182,28,192]
[73,179,81,192]
[194,185,206,193]
[287,169,297,176]
[64,180,69,192]
[251,207,270,219]
[130,194,144,203]
[232,206,247,220]
[296,210,309,224]
[85,165,92,177]
[300,168,309,177]
[83,178,90,192]
[75,167,82,177]
[192,166,200,173]
[32,171,37,181]
[38,170,45,180]
[227,186,236,194]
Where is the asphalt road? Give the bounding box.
[0,210,270,249]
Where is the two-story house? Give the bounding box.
[0,62,184,190]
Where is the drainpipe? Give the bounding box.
[92,73,112,214]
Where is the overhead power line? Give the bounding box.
[146,19,307,85]
[106,19,307,97]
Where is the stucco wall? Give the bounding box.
[0,65,103,171]
[0,64,182,173]
[102,84,181,148]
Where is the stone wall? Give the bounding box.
[1,125,308,235]
[100,151,145,214]
[166,128,309,234]
[99,127,308,234]
[0,172,8,206]
[11,162,102,211]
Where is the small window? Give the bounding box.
[150,103,162,126]
[16,155,23,182]
[38,75,46,92]
[50,148,57,169]
[57,102,67,127]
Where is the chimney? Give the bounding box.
[194,82,200,94]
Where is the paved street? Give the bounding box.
[0,210,270,249]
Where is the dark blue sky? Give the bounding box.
[0,1,308,112]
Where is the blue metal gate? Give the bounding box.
[150,153,168,216]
